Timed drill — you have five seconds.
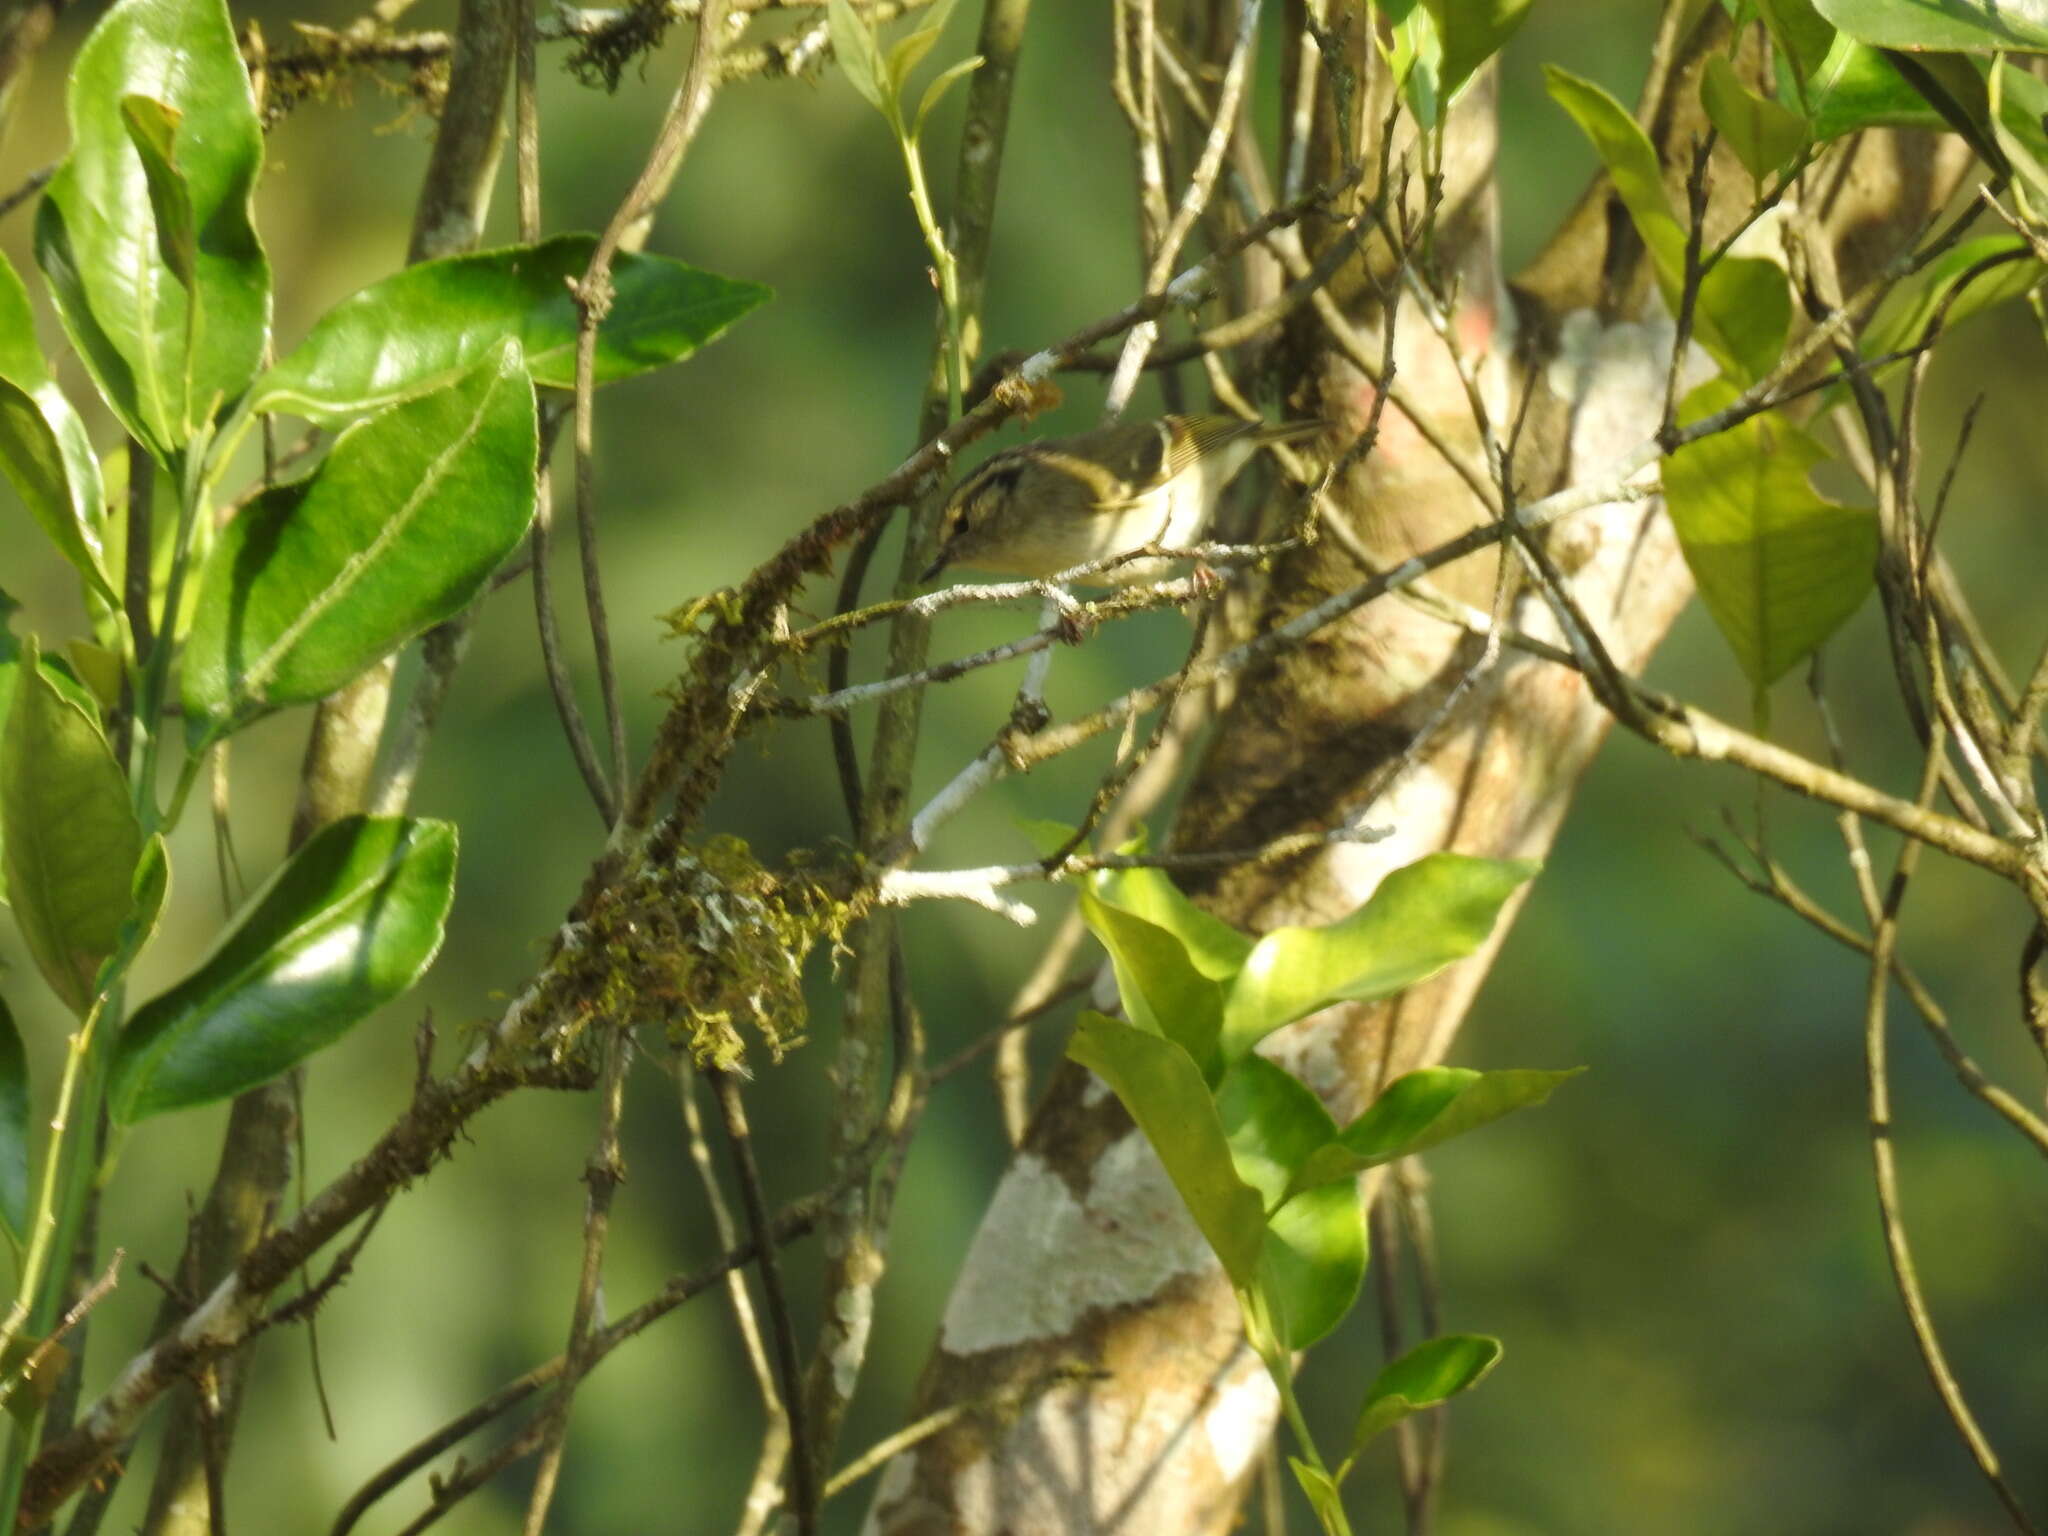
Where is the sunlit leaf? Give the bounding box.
[1219,1056,1363,1349]
[118,96,196,289]
[1701,55,1809,180]
[915,55,984,139]
[0,251,112,608]
[1664,378,1878,702]
[1218,853,1536,1063]
[1292,1066,1581,1193]
[1758,0,1838,84]
[1861,233,2042,362]
[182,340,538,737]
[1798,31,1946,138]
[0,638,141,1016]
[35,0,268,455]
[1350,1335,1503,1452]
[1423,0,1534,101]
[1089,864,1253,981]
[828,0,891,115]
[1067,1012,1266,1286]
[1078,886,1227,1065]
[1547,66,1790,381]
[1813,0,2048,52]
[111,815,456,1122]
[249,236,770,426]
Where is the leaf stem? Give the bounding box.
[134,428,216,834]
[0,989,117,1526]
[898,130,965,420]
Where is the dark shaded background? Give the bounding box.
[3,1,2045,1530]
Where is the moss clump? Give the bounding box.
[578,834,856,1073]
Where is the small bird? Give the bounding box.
[923,413,1325,586]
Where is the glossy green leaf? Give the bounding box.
[1423,0,1534,100]
[111,815,456,1122]
[0,994,28,1253]
[249,236,771,426]
[1220,1057,1364,1349]
[1293,1066,1581,1193]
[1067,1011,1266,1286]
[182,340,539,736]
[1813,0,2048,51]
[1547,66,1791,381]
[1798,32,1946,138]
[119,96,196,290]
[1089,865,1253,981]
[0,252,112,608]
[1664,378,1878,699]
[1862,234,2042,361]
[1218,853,1536,1063]
[35,0,268,455]
[0,638,141,1016]
[1702,56,1810,180]
[1078,887,1226,1065]
[828,0,891,115]
[1350,1335,1503,1452]
[915,55,984,139]
[1758,0,1838,84]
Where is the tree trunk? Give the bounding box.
[867,9,1970,1530]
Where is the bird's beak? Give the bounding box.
[919,545,952,584]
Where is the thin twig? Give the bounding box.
[707,1069,816,1534]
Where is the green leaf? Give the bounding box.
[1991,59,2048,217]
[1089,865,1253,981]
[1350,1335,1503,1452]
[0,252,113,608]
[1758,0,1838,84]
[1423,0,1534,101]
[118,96,197,290]
[886,0,962,98]
[35,0,268,455]
[1664,378,1879,700]
[1701,55,1810,180]
[1293,1066,1582,1193]
[1078,887,1227,1065]
[828,0,891,115]
[98,832,169,996]
[1697,253,1795,386]
[0,637,141,1016]
[1799,31,1947,138]
[1546,66,1792,381]
[914,55,984,140]
[182,339,539,736]
[1861,233,2042,361]
[1881,48,2004,166]
[248,236,771,426]
[1218,853,1536,1063]
[0,994,28,1254]
[110,815,456,1122]
[1288,1458,1348,1532]
[1387,2,1445,125]
[1219,1057,1364,1349]
[1813,0,2048,52]
[1067,1012,1267,1287]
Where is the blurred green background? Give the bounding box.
[3,0,2047,1531]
